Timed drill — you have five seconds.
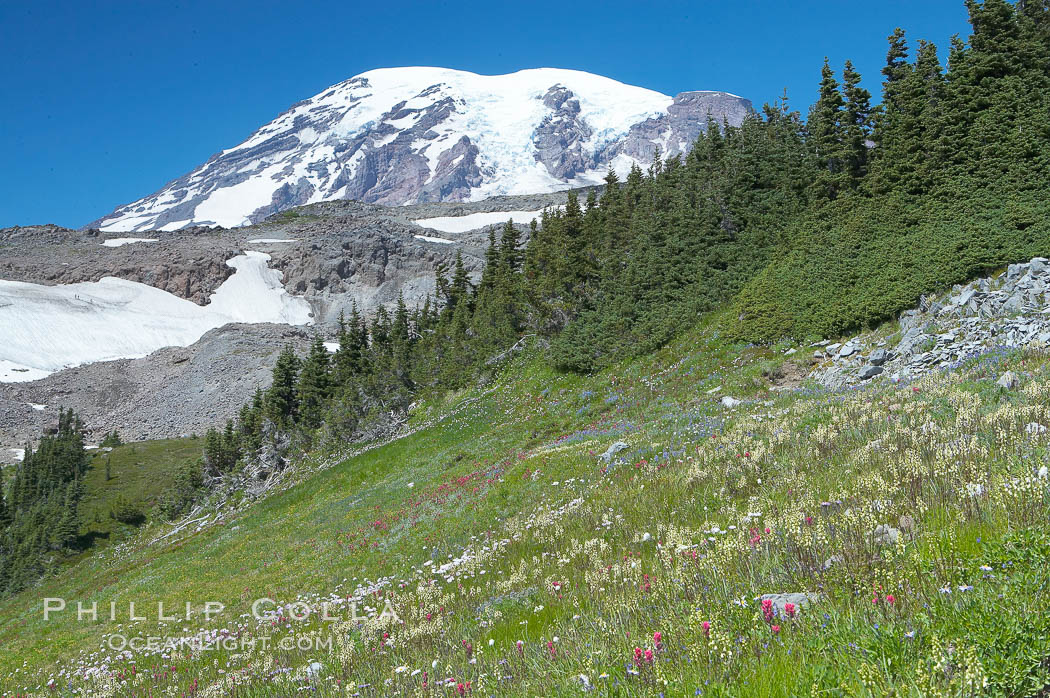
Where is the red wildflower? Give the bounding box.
[761,598,775,623]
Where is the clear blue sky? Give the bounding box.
[0,0,971,228]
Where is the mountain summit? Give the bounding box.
[91,67,752,232]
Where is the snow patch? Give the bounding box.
[28,403,46,411]
[247,238,298,243]
[413,234,456,244]
[323,341,340,353]
[413,209,547,234]
[0,252,312,382]
[100,237,159,248]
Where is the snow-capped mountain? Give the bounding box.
[92,67,752,232]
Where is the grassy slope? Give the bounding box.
[2,319,1050,696]
[75,438,201,551]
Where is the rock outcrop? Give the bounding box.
[813,257,1050,388]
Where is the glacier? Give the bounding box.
[0,252,312,382]
[92,67,752,232]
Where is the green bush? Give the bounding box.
[109,494,145,525]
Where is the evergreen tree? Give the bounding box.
[499,220,523,274]
[297,337,332,430]
[0,485,9,530]
[265,346,301,427]
[841,60,874,184]
[808,57,848,199]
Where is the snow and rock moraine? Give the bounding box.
[0,252,311,382]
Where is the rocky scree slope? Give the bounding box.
[0,323,310,453]
[809,257,1050,388]
[89,67,751,232]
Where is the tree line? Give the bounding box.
[171,0,1050,512]
[0,409,88,594]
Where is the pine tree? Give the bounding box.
[297,337,332,431]
[808,57,848,200]
[265,346,301,427]
[841,60,873,184]
[0,485,9,530]
[498,220,522,274]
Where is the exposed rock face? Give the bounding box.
[534,85,594,179]
[88,67,752,232]
[613,91,755,163]
[812,257,1050,388]
[0,225,235,304]
[3,193,568,324]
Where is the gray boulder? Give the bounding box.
[859,365,883,380]
[600,441,629,464]
[720,396,743,409]
[872,523,901,546]
[759,592,823,616]
[868,348,890,366]
[996,371,1020,389]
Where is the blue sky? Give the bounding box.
[0,1,971,228]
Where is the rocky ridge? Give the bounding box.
[89,67,752,232]
[811,257,1050,388]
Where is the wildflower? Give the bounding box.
[885,594,895,605]
[653,631,662,646]
[634,647,643,663]
[701,621,711,637]
[488,639,494,647]
[761,598,775,623]
[771,625,780,634]
[784,603,796,618]
[516,640,524,656]
[958,585,973,592]
[644,649,654,663]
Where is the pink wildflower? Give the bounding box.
[761,598,775,623]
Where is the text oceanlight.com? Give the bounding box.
[106,634,337,653]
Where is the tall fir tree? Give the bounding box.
[265,346,301,427]
[297,337,332,430]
